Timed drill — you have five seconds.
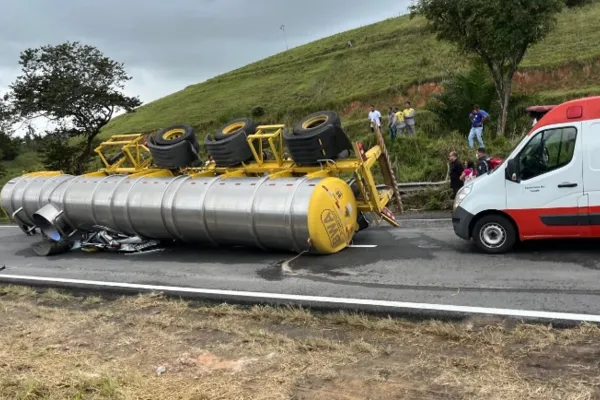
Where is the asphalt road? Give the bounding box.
[2,219,600,320]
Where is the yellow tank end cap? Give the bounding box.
[306,177,358,254]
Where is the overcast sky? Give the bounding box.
[1,0,411,107]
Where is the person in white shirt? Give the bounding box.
[368,105,382,134]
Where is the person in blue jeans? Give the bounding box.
[468,105,489,148]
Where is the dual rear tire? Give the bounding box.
[147,124,202,169]
[283,111,353,165]
[204,118,259,167]
[204,111,354,167]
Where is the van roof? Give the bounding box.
[531,96,600,134]
[526,105,557,113]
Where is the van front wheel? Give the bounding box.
[472,215,517,254]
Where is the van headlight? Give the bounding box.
[453,185,472,210]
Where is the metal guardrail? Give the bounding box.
[388,164,451,194]
[377,180,449,194]
[398,181,448,193]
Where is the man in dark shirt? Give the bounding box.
[448,151,464,199]
[476,147,490,177]
[468,104,489,148]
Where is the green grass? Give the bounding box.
[100,2,600,137]
[0,151,44,187]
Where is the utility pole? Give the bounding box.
[280,24,288,51]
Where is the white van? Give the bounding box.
[452,96,600,254]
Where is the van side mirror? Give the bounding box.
[505,159,520,183]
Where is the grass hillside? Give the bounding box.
[2,2,600,199]
[100,3,600,137]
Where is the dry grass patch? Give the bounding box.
[0,286,599,399]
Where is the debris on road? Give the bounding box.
[30,225,166,256]
[77,226,164,254]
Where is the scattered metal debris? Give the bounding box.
[32,240,74,257]
[31,225,166,256]
[77,226,164,254]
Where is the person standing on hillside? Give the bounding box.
[368,105,382,134]
[388,107,398,140]
[394,107,405,136]
[468,104,489,148]
[448,151,464,199]
[402,102,416,136]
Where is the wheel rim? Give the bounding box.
[162,128,185,140]
[301,115,328,129]
[222,121,246,135]
[479,223,507,249]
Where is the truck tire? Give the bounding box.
[204,130,257,167]
[214,118,258,141]
[284,122,353,166]
[154,124,198,146]
[292,111,341,135]
[472,214,517,254]
[147,135,202,169]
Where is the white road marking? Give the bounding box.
[348,244,378,248]
[0,225,18,228]
[0,274,599,323]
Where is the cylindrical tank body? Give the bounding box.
[1,173,358,254]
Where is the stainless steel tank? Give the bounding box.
[1,173,358,254]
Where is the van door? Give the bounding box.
[582,120,600,237]
[505,124,585,238]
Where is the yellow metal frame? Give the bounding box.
[94,134,154,174]
[81,124,399,228]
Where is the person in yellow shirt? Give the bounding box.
[394,107,405,137]
[402,102,416,136]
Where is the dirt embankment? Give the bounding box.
[1,286,599,399]
[342,59,600,116]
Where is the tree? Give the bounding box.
[428,61,532,137]
[0,132,20,162]
[38,132,81,173]
[410,0,564,136]
[0,94,15,134]
[428,62,496,133]
[7,42,142,174]
[0,96,20,162]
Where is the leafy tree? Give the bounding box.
[428,62,496,133]
[0,95,15,134]
[0,132,20,161]
[410,0,564,137]
[7,42,142,174]
[0,96,20,162]
[427,62,532,137]
[37,130,81,174]
[21,125,44,152]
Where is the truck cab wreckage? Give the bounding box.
[1,111,401,256]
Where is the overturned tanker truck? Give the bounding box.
[1,111,401,256]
